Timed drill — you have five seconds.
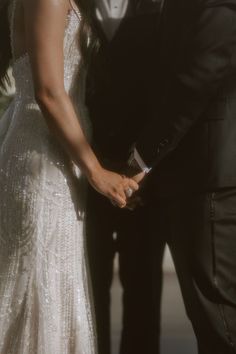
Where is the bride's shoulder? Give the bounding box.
[22,0,71,17]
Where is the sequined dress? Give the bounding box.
[0,1,96,353]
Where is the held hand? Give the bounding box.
[125,194,144,211]
[108,173,146,210]
[130,171,146,184]
[87,166,139,208]
[125,172,147,210]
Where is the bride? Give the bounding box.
[0,0,138,353]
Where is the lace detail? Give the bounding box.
[0,1,96,353]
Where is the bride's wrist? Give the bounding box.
[72,143,104,181]
[81,158,103,181]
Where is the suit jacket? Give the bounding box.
[86,0,162,164]
[135,0,236,195]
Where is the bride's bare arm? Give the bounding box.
[22,0,138,207]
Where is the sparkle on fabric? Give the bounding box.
[0,1,96,353]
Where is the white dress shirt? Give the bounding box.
[95,0,129,40]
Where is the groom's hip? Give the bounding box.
[148,188,236,353]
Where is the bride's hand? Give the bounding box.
[87,166,139,208]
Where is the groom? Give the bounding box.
[124,0,236,353]
[87,0,236,353]
[85,0,164,354]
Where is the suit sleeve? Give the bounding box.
[135,5,236,168]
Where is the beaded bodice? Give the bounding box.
[10,4,81,102]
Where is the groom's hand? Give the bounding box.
[124,171,147,210]
[109,172,146,210]
[131,171,146,184]
[125,194,144,210]
[103,159,147,209]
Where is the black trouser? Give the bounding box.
[148,188,236,354]
[86,187,165,354]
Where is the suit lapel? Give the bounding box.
[95,0,137,46]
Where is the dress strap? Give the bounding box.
[69,0,82,21]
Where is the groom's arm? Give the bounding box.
[133,4,236,169]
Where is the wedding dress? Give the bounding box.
[0,1,96,353]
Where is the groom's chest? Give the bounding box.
[94,0,162,42]
[159,0,197,57]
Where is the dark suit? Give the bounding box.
[86,2,164,354]
[137,0,236,192]
[87,0,236,352]
[134,0,236,353]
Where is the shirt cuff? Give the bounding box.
[133,148,152,174]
